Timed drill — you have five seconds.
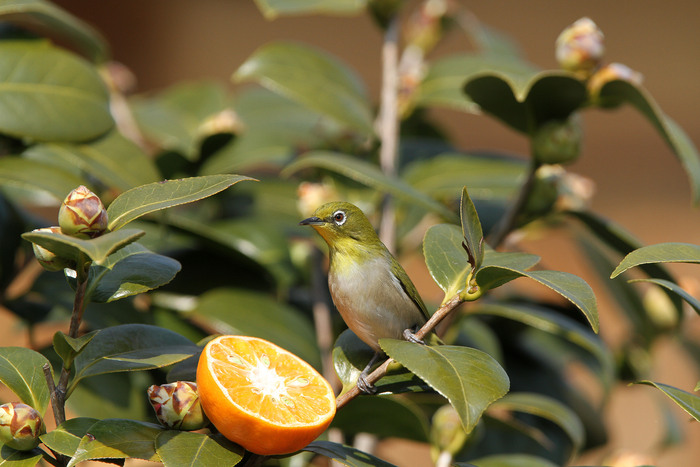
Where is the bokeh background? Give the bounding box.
[6,1,700,465]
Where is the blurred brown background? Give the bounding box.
[29,0,700,465]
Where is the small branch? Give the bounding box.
[43,364,60,424]
[335,295,463,409]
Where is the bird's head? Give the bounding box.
[299,202,380,248]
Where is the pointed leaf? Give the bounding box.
[67,419,163,466]
[0,347,51,416]
[40,417,99,457]
[52,330,99,369]
[0,40,112,142]
[254,0,367,19]
[234,41,373,136]
[0,156,86,202]
[106,174,254,231]
[0,446,42,466]
[21,228,145,263]
[380,339,509,434]
[303,440,396,467]
[612,242,700,278]
[474,249,540,290]
[636,381,700,422]
[423,224,471,301]
[599,79,700,204]
[85,243,181,303]
[466,454,559,467]
[155,431,243,467]
[460,186,484,272]
[283,151,457,221]
[631,278,700,317]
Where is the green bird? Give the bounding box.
[300,201,429,393]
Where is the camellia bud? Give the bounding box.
[147,381,208,430]
[556,17,605,78]
[0,402,45,451]
[58,186,108,239]
[31,226,73,271]
[532,116,582,165]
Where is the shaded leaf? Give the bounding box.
[331,396,429,442]
[21,228,145,263]
[304,440,396,467]
[632,278,700,316]
[0,446,43,466]
[0,156,86,202]
[107,175,254,231]
[67,419,163,466]
[474,249,540,290]
[464,453,559,467]
[52,330,99,370]
[155,431,243,467]
[423,224,471,302]
[40,417,98,457]
[0,347,51,416]
[635,381,700,422]
[461,186,484,272]
[284,151,457,221]
[0,40,112,141]
[234,41,373,136]
[611,242,700,278]
[254,0,367,19]
[66,372,148,422]
[380,339,509,434]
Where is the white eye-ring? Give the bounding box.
[332,210,347,225]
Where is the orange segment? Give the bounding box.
[197,335,336,455]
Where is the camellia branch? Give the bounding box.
[335,294,463,409]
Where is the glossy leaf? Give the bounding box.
[71,324,198,392]
[474,249,540,290]
[52,330,98,370]
[331,395,429,442]
[632,278,700,316]
[21,228,145,263]
[85,243,181,303]
[193,288,320,369]
[254,0,367,19]
[465,454,559,467]
[0,40,112,141]
[40,417,98,457]
[0,0,108,62]
[0,446,42,466]
[66,372,149,422]
[636,381,700,422]
[490,393,585,460]
[380,339,510,434]
[461,186,484,272]
[611,242,700,278]
[304,440,396,467]
[0,347,51,416]
[155,431,244,467]
[463,69,587,133]
[423,224,471,302]
[106,174,254,231]
[0,156,86,202]
[67,419,163,466]
[234,41,373,136]
[284,151,457,221]
[598,79,700,204]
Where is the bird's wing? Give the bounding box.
[393,261,430,322]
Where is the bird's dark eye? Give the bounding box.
[333,210,346,225]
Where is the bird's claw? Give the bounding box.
[403,328,425,345]
[356,373,377,394]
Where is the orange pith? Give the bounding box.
[197,335,336,455]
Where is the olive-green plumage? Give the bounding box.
[300,202,428,352]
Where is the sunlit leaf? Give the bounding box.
[155,431,244,467]
[67,419,163,466]
[0,347,51,416]
[21,228,145,263]
[635,381,700,422]
[40,417,98,457]
[0,156,86,202]
[304,440,396,467]
[0,445,43,466]
[254,0,367,19]
[612,242,700,278]
[423,224,471,302]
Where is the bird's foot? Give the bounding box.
[403,328,425,345]
[356,372,377,394]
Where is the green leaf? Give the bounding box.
[254,0,367,19]
[463,70,587,134]
[612,242,700,278]
[40,417,98,457]
[0,40,112,141]
[85,243,181,303]
[303,440,396,467]
[0,347,51,416]
[491,393,585,461]
[465,454,559,467]
[234,41,373,137]
[67,419,163,466]
[423,224,471,301]
[283,151,457,222]
[52,330,98,370]
[193,288,320,369]
[331,396,429,442]
[21,228,145,263]
[71,324,197,392]
[66,372,148,422]
[106,174,255,231]
[0,156,86,202]
[24,131,161,192]
[460,186,484,272]
[475,251,599,333]
[380,339,509,434]
[155,431,244,467]
[635,381,700,422]
[0,446,42,466]
[598,79,700,204]
[0,0,108,62]
[632,278,700,317]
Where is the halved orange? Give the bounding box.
[196,335,336,455]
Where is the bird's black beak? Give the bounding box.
[299,216,325,226]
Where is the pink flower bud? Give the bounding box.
[587,62,644,99]
[0,402,44,451]
[31,226,73,271]
[556,17,605,77]
[147,381,208,430]
[58,186,108,239]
